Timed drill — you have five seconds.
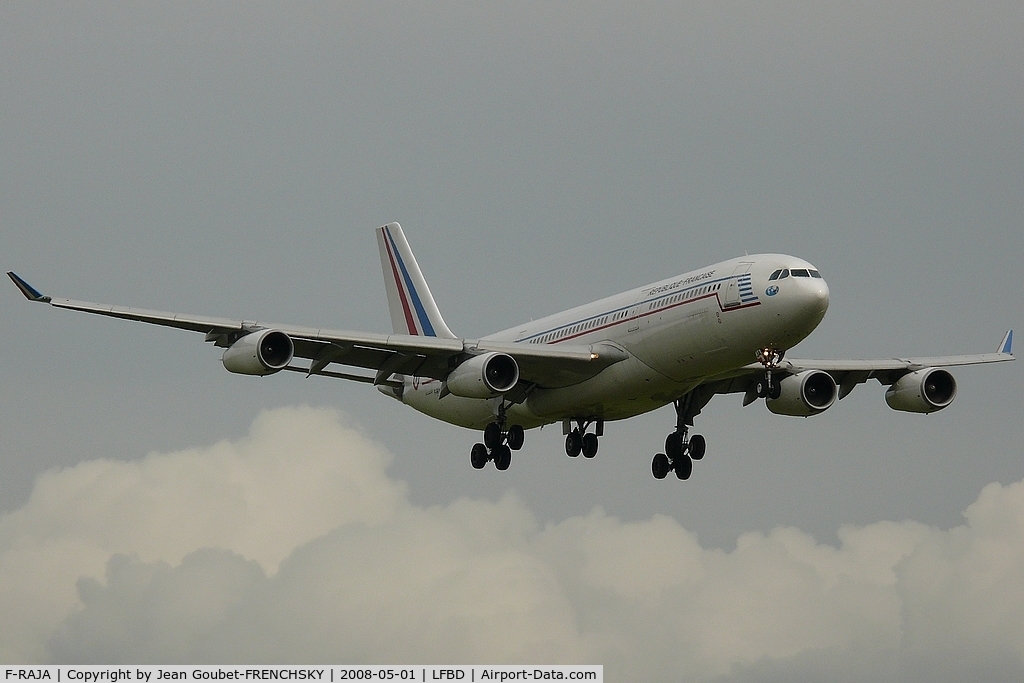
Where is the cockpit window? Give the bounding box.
[809,269,822,278]
[778,269,789,279]
[791,269,810,277]
[768,269,782,281]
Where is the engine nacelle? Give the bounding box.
[222,329,294,376]
[885,368,956,414]
[446,352,520,399]
[766,370,838,417]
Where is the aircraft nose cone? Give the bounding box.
[805,278,830,322]
[815,279,830,313]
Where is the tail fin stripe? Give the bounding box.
[384,226,437,336]
[381,229,420,335]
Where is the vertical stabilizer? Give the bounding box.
[375,223,456,338]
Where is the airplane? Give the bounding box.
[8,222,1015,480]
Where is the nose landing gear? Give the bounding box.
[754,347,785,400]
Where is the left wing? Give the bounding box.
[7,272,626,392]
[703,329,1014,405]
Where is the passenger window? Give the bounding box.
[769,270,781,281]
[791,269,809,277]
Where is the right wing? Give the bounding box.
[7,272,627,393]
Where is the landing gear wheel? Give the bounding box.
[581,433,599,458]
[652,453,670,479]
[494,445,512,471]
[484,422,503,450]
[755,380,768,399]
[507,425,525,451]
[689,434,706,461]
[768,383,782,400]
[674,454,693,480]
[470,443,488,469]
[665,432,684,460]
[565,430,582,458]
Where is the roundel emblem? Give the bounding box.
[765,285,779,296]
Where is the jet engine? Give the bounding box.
[446,352,520,399]
[766,369,838,417]
[885,368,956,413]
[222,329,294,376]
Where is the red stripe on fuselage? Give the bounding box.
[521,291,760,345]
[383,228,419,335]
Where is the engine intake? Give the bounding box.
[766,369,837,417]
[885,368,957,413]
[222,329,294,376]
[446,352,520,399]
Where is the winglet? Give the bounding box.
[7,272,51,303]
[998,330,1013,356]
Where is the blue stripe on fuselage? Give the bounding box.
[514,272,759,344]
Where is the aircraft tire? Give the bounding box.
[507,424,525,451]
[582,433,599,458]
[652,453,670,479]
[665,432,683,460]
[494,445,512,470]
[565,431,582,457]
[689,434,706,461]
[484,422,503,450]
[755,380,768,398]
[674,454,693,480]
[471,443,488,469]
[768,383,782,400]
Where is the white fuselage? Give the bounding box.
[399,254,830,430]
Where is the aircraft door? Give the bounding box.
[615,290,652,358]
[722,262,753,308]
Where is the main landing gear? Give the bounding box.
[652,392,710,481]
[564,418,603,459]
[652,429,706,480]
[470,402,525,471]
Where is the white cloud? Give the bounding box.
[0,406,404,662]
[2,406,1024,682]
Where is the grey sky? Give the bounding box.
[1,3,1022,676]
